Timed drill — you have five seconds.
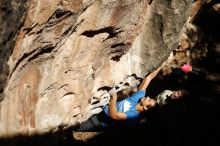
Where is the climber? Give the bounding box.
[102,63,188,123]
[103,65,163,121]
[75,63,188,131]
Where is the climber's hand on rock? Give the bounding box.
[109,87,117,97]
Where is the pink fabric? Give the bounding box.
[180,64,192,73]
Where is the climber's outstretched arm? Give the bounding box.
[139,65,163,91]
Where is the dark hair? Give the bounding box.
[140,103,159,124]
[180,89,189,97]
[141,102,159,115]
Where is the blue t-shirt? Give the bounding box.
[103,90,146,121]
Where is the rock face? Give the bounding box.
[0,0,218,139]
[0,0,28,101]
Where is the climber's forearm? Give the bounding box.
[139,66,162,90]
[108,95,126,120]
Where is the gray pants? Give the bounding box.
[77,115,103,132]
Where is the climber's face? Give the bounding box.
[140,96,156,111]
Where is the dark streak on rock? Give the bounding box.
[23,23,38,35]
[97,86,112,91]
[45,9,73,28]
[9,44,54,78]
[28,45,55,62]
[111,53,125,62]
[127,73,143,81]
[60,92,75,99]
[81,26,120,38]
[111,43,125,48]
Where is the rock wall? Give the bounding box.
[1,0,217,138]
[0,0,28,101]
